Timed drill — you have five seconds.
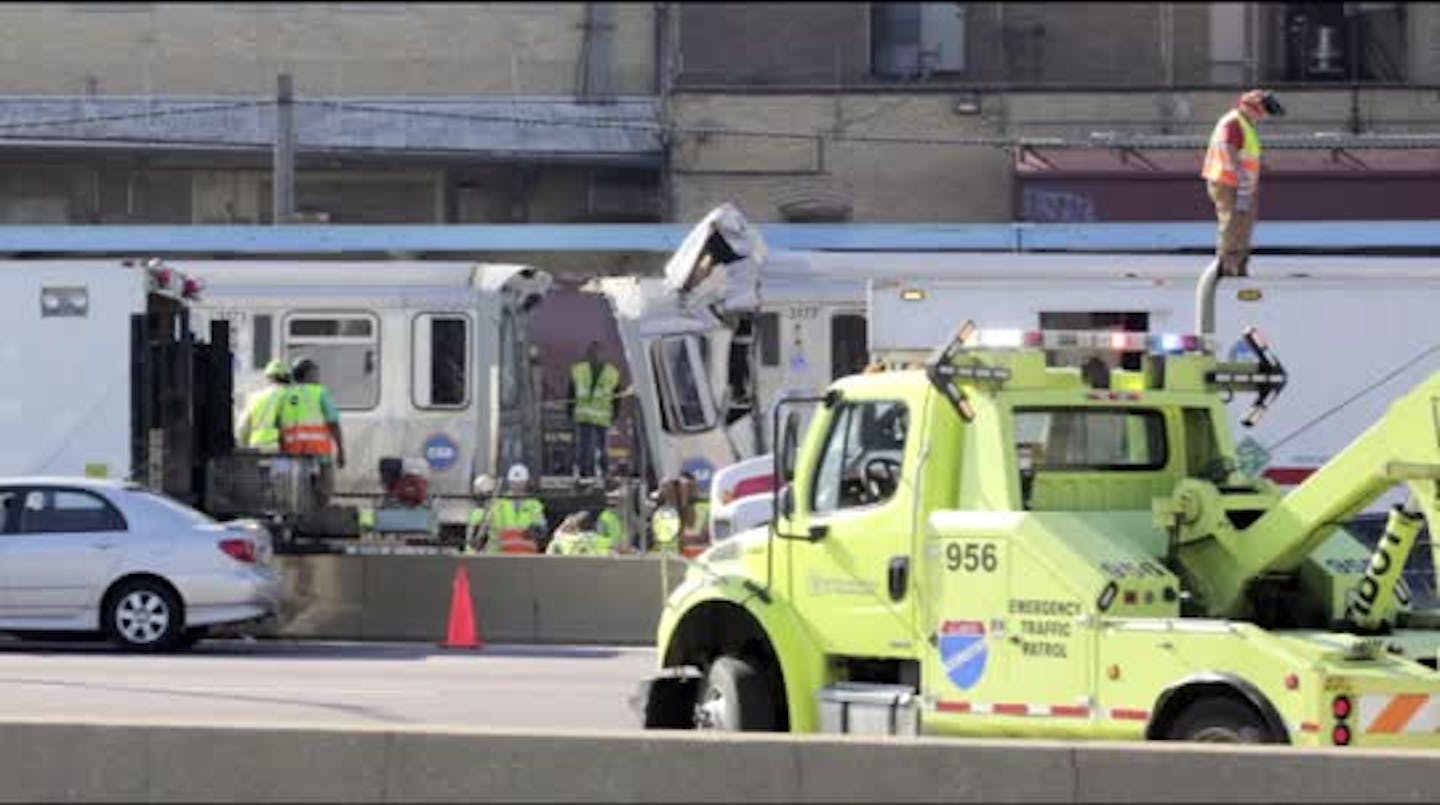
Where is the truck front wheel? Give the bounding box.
[1163,696,1277,743]
[694,655,779,731]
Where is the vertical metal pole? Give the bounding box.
[655,2,676,222]
[273,73,295,225]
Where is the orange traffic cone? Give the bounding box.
[440,564,485,650]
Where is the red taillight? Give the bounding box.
[219,538,257,564]
[1023,330,1044,347]
[1332,695,1352,720]
[1332,724,1352,746]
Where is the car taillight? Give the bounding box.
[219,538,257,564]
[1332,695,1352,720]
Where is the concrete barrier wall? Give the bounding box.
[3,718,1439,802]
[267,554,687,645]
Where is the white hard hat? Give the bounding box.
[472,474,496,497]
[506,463,531,485]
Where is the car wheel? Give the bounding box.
[694,654,779,732]
[1163,696,1276,743]
[104,579,184,652]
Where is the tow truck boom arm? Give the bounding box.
[1234,370,1440,588]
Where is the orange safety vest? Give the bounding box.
[278,383,336,456]
[1201,109,1262,189]
[499,529,539,554]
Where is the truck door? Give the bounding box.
[788,390,921,657]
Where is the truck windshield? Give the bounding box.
[1013,407,1166,471]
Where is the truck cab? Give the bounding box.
[643,319,1440,749]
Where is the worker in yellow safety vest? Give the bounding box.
[464,473,497,554]
[546,511,601,555]
[593,508,624,555]
[235,359,290,452]
[1200,88,1284,277]
[649,473,710,557]
[567,341,621,483]
[278,356,346,505]
[482,463,548,553]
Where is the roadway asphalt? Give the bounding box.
[0,638,656,730]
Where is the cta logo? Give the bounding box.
[422,433,460,472]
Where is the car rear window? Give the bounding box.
[135,491,216,526]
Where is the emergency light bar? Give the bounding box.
[961,327,1211,355]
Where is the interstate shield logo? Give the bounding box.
[939,620,988,690]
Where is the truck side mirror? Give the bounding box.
[779,410,801,484]
[778,483,794,520]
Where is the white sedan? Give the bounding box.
[0,477,282,651]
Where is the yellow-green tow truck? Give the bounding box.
[638,262,1440,748]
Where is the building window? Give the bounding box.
[413,314,470,409]
[283,313,380,410]
[871,2,967,80]
[1276,3,1407,83]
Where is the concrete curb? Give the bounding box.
[1,718,1438,802]
[267,554,684,645]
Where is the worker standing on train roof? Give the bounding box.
[1200,88,1284,278]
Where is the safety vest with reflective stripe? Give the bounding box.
[279,383,336,456]
[1201,109,1262,189]
[571,361,620,428]
[547,530,600,555]
[651,502,709,553]
[243,385,286,451]
[595,509,623,554]
[651,506,680,553]
[482,497,546,553]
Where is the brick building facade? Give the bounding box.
[0,2,1434,226]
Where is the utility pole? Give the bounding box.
[272,73,295,225]
[655,3,676,222]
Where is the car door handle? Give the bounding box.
[94,541,118,550]
[887,556,909,602]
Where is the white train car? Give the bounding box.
[182,261,551,530]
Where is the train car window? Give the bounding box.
[651,335,717,434]
[830,313,869,380]
[413,314,470,409]
[756,312,781,367]
[284,313,380,410]
[252,314,273,370]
